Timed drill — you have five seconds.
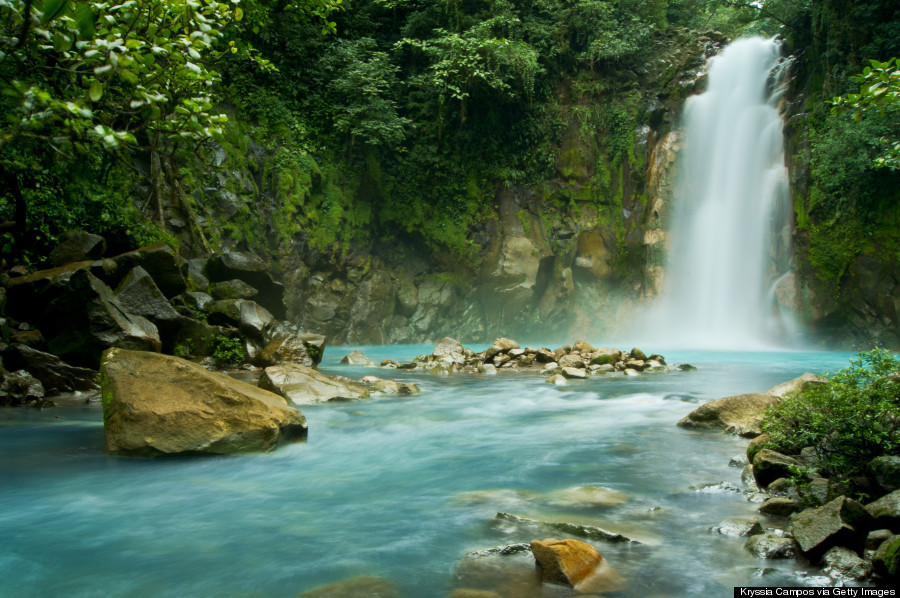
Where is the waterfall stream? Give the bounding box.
[652,37,792,349]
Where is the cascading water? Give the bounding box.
[651,37,792,349]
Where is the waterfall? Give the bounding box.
[651,37,792,349]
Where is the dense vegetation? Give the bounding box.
[2,0,899,321]
[761,348,900,499]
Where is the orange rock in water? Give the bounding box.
[530,538,626,593]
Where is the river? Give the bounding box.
[0,346,857,597]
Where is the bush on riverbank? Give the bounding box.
[760,349,900,495]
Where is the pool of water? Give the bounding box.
[0,347,858,597]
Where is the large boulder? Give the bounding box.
[678,392,779,437]
[101,349,306,456]
[791,496,872,555]
[258,363,369,405]
[866,489,900,532]
[821,545,873,581]
[530,538,626,593]
[255,332,318,368]
[205,252,285,319]
[341,350,376,366]
[1,344,97,394]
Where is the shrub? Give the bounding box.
[761,349,900,485]
[211,336,246,366]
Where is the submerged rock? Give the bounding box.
[530,538,626,593]
[494,512,639,544]
[101,348,306,456]
[295,575,399,598]
[710,519,764,537]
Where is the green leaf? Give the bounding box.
[89,80,103,102]
[119,69,138,84]
[234,7,243,21]
[42,0,68,23]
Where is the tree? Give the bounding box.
[0,0,340,257]
[831,58,900,170]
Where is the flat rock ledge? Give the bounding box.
[101,348,307,457]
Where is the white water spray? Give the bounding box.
[650,37,792,349]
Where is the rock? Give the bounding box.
[494,512,637,544]
[530,538,626,593]
[558,354,584,368]
[256,333,317,368]
[872,534,900,579]
[492,353,511,368]
[588,349,620,365]
[744,533,800,559]
[258,363,369,405]
[676,363,697,371]
[208,279,259,301]
[1,344,97,394]
[545,374,567,385]
[110,243,186,299]
[48,231,106,266]
[678,393,779,437]
[629,347,648,361]
[729,454,750,467]
[571,340,594,353]
[866,489,900,531]
[792,496,872,555]
[711,519,764,537]
[534,348,555,363]
[624,359,646,371]
[545,486,628,508]
[397,382,420,395]
[182,257,210,292]
[868,456,900,493]
[175,291,213,312]
[295,575,399,598]
[455,543,536,596]
[170,317,235,359]
[767,477,800,499]
[113,266,182,341]
[752,450,802,488]
[0,370,45,406]
[821,545,873,581]
[560,367,587,379]
[10,327,45,349]
[766,372,827,397]
[341,350,376,366]
[746,433,771,463]
[481,364,497,375]
[446,590,503,598]
[205,251,285,319]
[237,300,275,341]
[758,497,801,517]
[101,349,306,456]
[433,337,465,358]
[867,529,894,552]
[623,368,640,376]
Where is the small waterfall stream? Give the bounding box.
[653,37,792,349]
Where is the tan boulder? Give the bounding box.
[766,372,827,397]
[530,538,626,593]
[677,392,779,437]
[101,348,307,457]
[259,363,369,405]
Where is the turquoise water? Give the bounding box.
[0,347,858,597]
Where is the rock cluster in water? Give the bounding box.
[371,337,679,382]
[689,375,900,586]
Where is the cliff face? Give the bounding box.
[257,30,725,345]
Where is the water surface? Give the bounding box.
[0,348,856,597]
